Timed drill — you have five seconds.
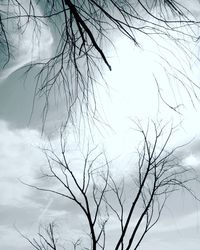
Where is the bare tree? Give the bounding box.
[21,121,198,250]
[1,1,200,126]
[18,222,59,250]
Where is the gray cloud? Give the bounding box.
[0,204,41,228]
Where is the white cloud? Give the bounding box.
[0,121,46,206]
[157,211,200,233]
[183,154,200,168]
[1,1,200,249]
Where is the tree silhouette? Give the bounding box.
[1,2,200,248]
[1,0,200,126]
[21,122,198,250]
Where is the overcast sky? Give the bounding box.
[1,1,200,249]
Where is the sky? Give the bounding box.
[1,0,200,249]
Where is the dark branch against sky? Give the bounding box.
[1,1,200,250]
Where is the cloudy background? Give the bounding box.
[1,0,200,249]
